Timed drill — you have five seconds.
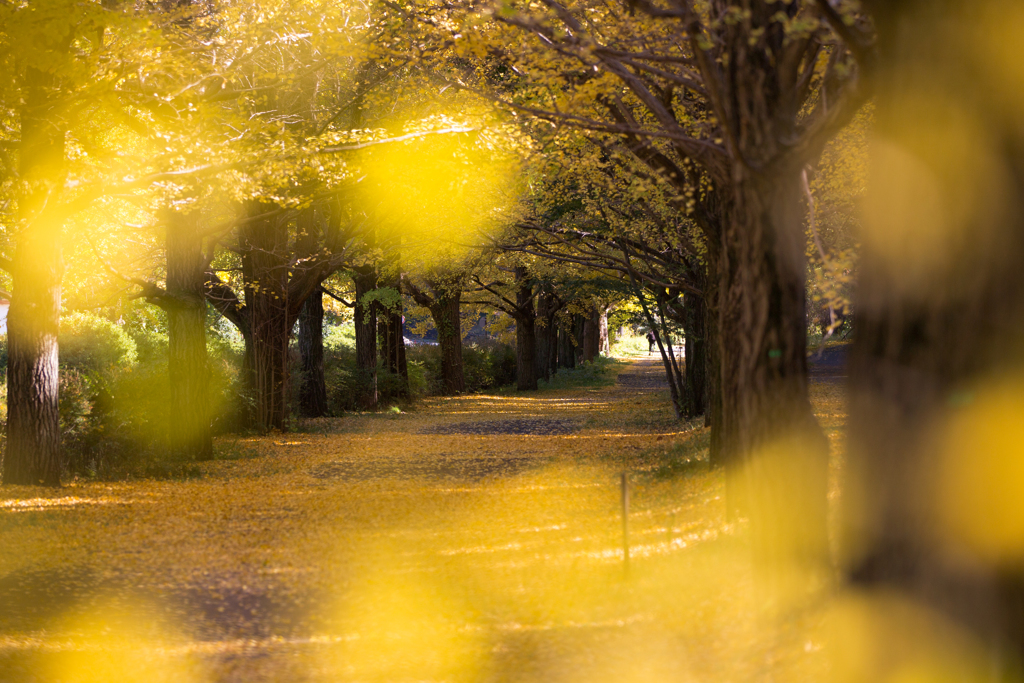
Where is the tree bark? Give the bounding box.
[515,267,538,391]
[164,210,212,460]
[582,305,600,363]
[682,289,707,419]
[429,289,465,395]
[298,290,328,417]
[573,314,586,365]
[717,169,828,571]
[241,202,289,432]
[353,268,378,408]
[4,68,65,487]
[557,322,576,370]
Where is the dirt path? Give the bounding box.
[0,358,844,682]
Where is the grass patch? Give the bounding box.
[539,356,621,390]
[631,428,711,480]
[213,440,264,461]
[139,459,205,480]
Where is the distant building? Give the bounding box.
[0,300,8,334]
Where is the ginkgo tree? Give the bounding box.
[396,0,875,569]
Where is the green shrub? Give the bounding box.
[60,311,138,370]
[129,327,169,364]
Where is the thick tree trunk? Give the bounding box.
[845,0,1024,665]
[682,289,707,419]
[164,210,212,460]
[516,316,537,390]
[241,203,289,432]
[582,305,600,363]
[532,292,557,382]
[429,290,465,395]
[717,169,828,571]
[573,315,586,365]
[298,290,328,417]
[557,322,576,370]
[4,68,64,487]
[515,267,538,391]
[353,269,378,408]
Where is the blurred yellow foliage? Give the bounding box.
[937,376,1024,562]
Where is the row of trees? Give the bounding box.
[5,0,1024,665]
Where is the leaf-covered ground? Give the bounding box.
[0,357,848,682]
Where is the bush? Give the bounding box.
[60,311,138,370]
[56,311,243,479]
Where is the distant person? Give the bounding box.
[646,330,656,354]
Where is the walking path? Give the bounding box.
[0,358,845,682]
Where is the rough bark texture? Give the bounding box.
[164,210,212,460]
[353,269,378,408]
[682,289,707,419]
[298,291,328,417]
[514,268,538,391]
[582,306,601,363]
[4,68,64,487]
[572,315,586,365]
[847,0,1024,664]
[430,289,465,395]
[717,170,828,568]
[241,203,290,432]
[557,322,576,370]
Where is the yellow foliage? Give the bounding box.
[937,375,1024,562]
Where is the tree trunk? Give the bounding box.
[164,210,212,460]
[515,267,538,391]
[535,293,552,382]
[582,305,600,362]
[845,0,1024,665]
[4,68,64,487]
[682,289,707,419]
[557,322,576,370]
[717,169,828,572]
[573,315,586,365]
[241,203,289,432]
[298,290,328,417]
[353,269,378,408]
[429,290,465,395]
